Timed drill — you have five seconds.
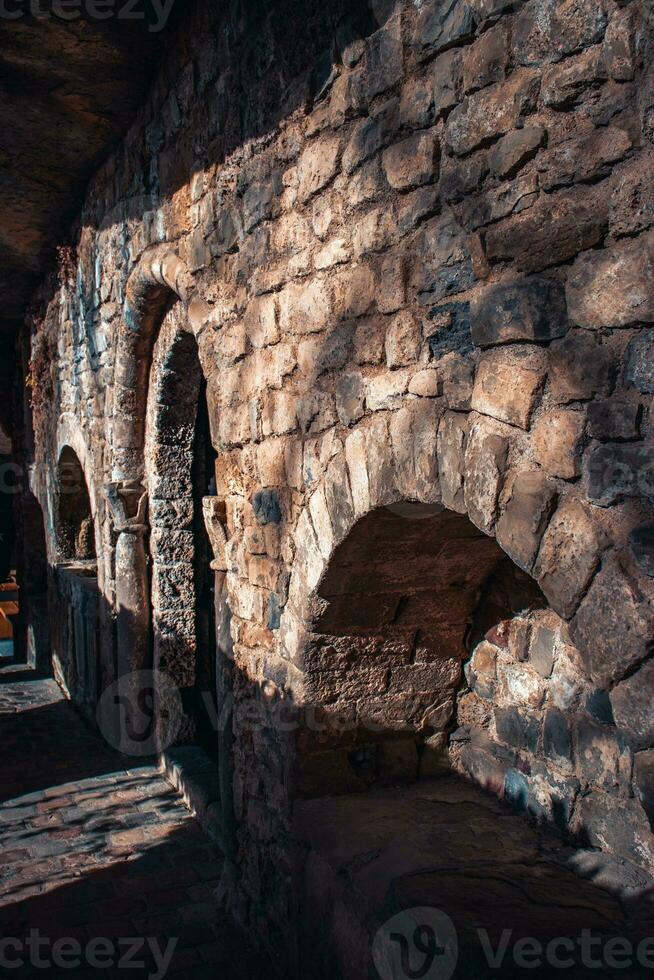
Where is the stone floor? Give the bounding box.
[295,780,654,979]
[0,672,268,979]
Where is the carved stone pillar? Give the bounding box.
[106,482,150,678]
[203,496,237,859]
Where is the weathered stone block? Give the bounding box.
[529,625,556,678]
[629,525,654,579]
[244,294,278,349]
[566,236,654,329]
[460,173,539,231]
[432,49,462,117]
[463,24,508,94]
[496,470,557,573]
[382,131,439,191]
[535,498,602,619]
[463,414,508,533]
[634,750,654,829]
[538,127,631,193]
[471,346,546,430]
[366,369,410,411]
[498,660,546,708]
[437,410,469,514]
[571,559,654,687]
[488,126,545,178]
[409,368,441,397]
[540,47,607,107]
[416,0,477,58]
[585,444,654,507]
[576,792,654,868]
[466,640,498,701]
[385,311,421,368]
[611,659,654,752]
[575,717,631,794]
[531,408,585,480]
[297,136,341,203]
[587,396,640,442]
[485,187,609,273]
[610,153,654,239]
[367,20,403,99]
[548,332,613,405]
[470,277,568,348]
[494,705,539,753]
[335,373,365,426]
[279,278,332,335]
[543,708,572,767]
[603,6,635,82]
[446,70,540,157]
[624,330,654,395]
[513,0,608,67]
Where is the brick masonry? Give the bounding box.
[14,0,654,967]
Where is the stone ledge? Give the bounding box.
[160,745,226,851]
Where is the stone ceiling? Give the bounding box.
[0,6,179,337]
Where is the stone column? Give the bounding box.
[105,482,150,678]
[203,497,237,861]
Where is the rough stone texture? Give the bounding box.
[535,498,603,619]
[531,408,585,480]
[566,235,654,329]
[572,559,654,688]
[11,0,654,961]
[496,470,556,573]
[611,660,654,752]
[470,277,568,348]
[471,346,546,429]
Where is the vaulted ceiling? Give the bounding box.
[0,5,178,338]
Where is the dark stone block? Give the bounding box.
[587,397,641,441]
[267,593,282,631]
[625,329,654,394]
[504,767,529,812]
[527,762,579,832]
[495,706,540,753]
[252,490,282,525]
[585,444,654,507]
[629,525,654,578]
[572,559,654,688]
[529,626,556,678]
[586,690,614,726]
[427,302,472,358]
[543,709,571,765]
[471,277,568,348]
[417,0,477,57]
[575,718,629,794]
[611,659,654,751]
[634,750,654,830]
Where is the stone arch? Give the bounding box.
[277,408,654,869]
[54,445,98,564]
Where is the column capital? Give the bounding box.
[105,481,148,534]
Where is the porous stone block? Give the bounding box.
[624,329,654,394]
[531,408,585,480]
[416,0,477,58]
[585,444,654,507]
[470,277,568,348]
[463,24,508,94]
[571,559,654,688]
[543,708,572,768]
[610,153,654,239]
[446,70,540,156]
[382,131,439,191]
[538,126,631,192]
[540,47,607,107]
[297,136,341,203]
[494,706,539,753]
[496,470,557,573]
[463,414,508,533]
[432,49,462,117]
[471,346,546,429]
[634,750,654,828]
[587,396,640,441]
[385,310,422,368]
[566,235,654,329]
[611,659,654,752]
[535,498,603,619]
[629,525,654,579]
[437,410,469,514]
[488,126,545,178]
[513,0,608,67]
[576,792,654,869]
[548,333,613,404]
[485,187,608,273]
[279,278,332,335]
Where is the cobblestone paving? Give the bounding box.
[0,674,268,979]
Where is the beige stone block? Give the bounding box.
[244,294,278,349]
[385,311,422,368]
[366,369,411,411]
[279,278,332,335]
[471,346,546,429]
[297,136,341,203]
[532,408,585,479]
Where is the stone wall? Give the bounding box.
[19,0,654,967]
